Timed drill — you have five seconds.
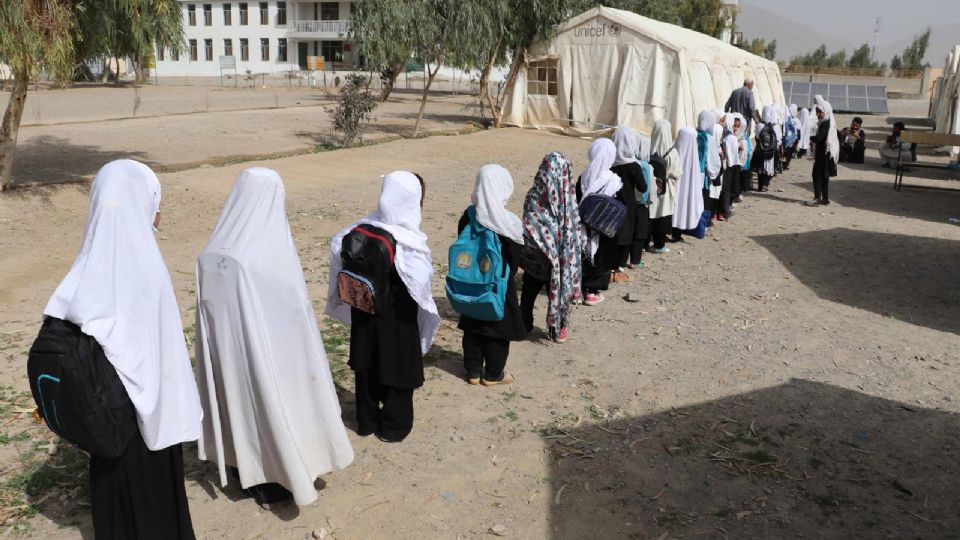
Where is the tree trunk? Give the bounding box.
[380,61,405,102]
[100,58,110,84]
[0,71,30,191]
[495,48,526,128]
[413,63,439,136]
[114,57,121,85]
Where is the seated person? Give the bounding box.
[879,121,917,168]
[838,117,866,164]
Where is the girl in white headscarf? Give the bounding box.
[732,112,753,200]
[610,127,643,273]
[43,159,202,539]
[327,171,440,442]
[797,107,812,157]
[783,104,802,169]
[805,101,840,206]
[718,114,742,220]
[649,119,681,247]
[755,105,782,191]
[577,138,622,306]
[195,168,354,507]
[457,164,526,386]
[696,110,722,221]
[672,127,705,232]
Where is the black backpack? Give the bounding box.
[755,124,777,161]
[337,225,398,316]
[27,318,137,458]
[518,235,552,282]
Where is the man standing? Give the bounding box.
[725,78,760,134]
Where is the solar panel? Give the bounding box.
[781,82,888,114]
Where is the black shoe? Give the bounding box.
[376,431,407,443]
[243,483,294,506]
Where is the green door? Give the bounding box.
[298,42,308,69]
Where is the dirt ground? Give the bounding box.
[1,96,959,539]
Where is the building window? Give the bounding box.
[240,38,249,61]
[187,4,196,26]
[171,47,180,61]
[276,1,286,25]
[224,39,233,57]
[278,38,287,62]
[320,40,343,63]
[320,2,339,20]
[189,39,198,61]
[526,58,558,96]
[260,38,270,61]
[239,2,248,25]
[157,45,165,61]
[259,2,268,25]
[223,3,232,25]
[203,3,212,25]
[204,39,213,61]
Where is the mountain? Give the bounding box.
[879,22,960,68]
[735,1,855,62]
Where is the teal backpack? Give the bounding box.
[445,206,509,322]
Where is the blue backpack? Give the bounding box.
[445,206,509,322]
[784,117,799,148]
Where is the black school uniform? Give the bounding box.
[610,162,648,266]
[349,265,423,442]
[456,211,526,381]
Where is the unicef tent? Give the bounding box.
[501,6,786,136]
[931,45,960,154]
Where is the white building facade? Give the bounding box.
[155,0,357,76]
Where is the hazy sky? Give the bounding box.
[743,0,960,47]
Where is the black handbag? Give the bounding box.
[518,235,552,282]
[27,318,137,458]
[828,155,838,177]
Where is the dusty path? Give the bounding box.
[1,117,959,539]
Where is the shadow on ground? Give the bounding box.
[751,227,960,334]
[543,379,960,538]
[11,135,151,187]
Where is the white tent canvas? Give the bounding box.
[502,6,786,136]
[931,45,960,155]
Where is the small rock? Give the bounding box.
[312,528,329,539]
[624,293,641,303]
[440,490,459,503]
[489,524,507,536]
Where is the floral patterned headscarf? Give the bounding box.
[522,152,584,333]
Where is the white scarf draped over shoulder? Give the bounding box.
[671,127,705,230]
[612,127,639,167]
[817,101,841,164]
[472,164,524,245]
[44,159,203,451]
[326,172,440,355]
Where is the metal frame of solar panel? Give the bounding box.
[782,82,888,114]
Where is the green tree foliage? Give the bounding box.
[847,43,878,69]
[890,55,903,71]
[825,49,847,68]
[764,39,777,61]
[790,44,828,67]
[0,0,75,191]
[328,73,380,147]
[900,28,931,70]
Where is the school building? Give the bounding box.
[155,1,359,76]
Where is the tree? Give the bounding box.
[328,73,380,147]
[0,0,75,191]
[825,49,847,68]
[351,0,414,102]
[674,0,727,38]
[763,39,777,61]
[901,28,931,70]
[890,54,903,71]
[847,43,877,69]
[790,44,828,67]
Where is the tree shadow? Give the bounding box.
[792,174,960,223]
[543,379,960,538]
[751,228,960,334]
[11,135,152,187]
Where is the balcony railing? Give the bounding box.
[291,20,350,34]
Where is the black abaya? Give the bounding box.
[90,435,195,540]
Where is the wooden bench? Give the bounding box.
[893,131,960,191]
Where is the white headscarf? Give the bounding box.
[757,105,783,176]
[44,160,202,451]
[812,95,824,111]
[722,114,741,168]
[798,108,812,150]
[580,138,622,197]
[649,119,680,219]
[697,110,722,181]
[817,101,841,165]
[580,138,622,258]
[637,133,652,162]
[195,167,353,505]
[789,104,798,118]
[326,171,440,355]
[612,127,639,167]
[671,127,705,231]
[472,164,524,245]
